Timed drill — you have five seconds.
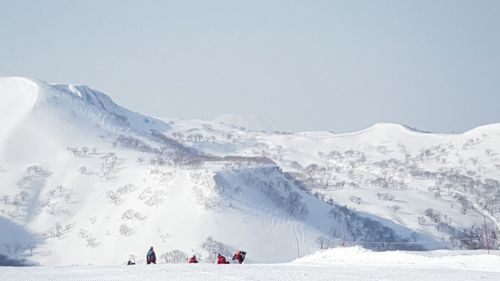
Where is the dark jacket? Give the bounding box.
[147,248,156,264]
[232,250,246,264]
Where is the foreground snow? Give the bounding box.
[2,248,500,281]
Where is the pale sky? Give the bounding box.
[1,0,499,133]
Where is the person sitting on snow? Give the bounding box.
[146,246,156,264]
[188,255,198,263]
[232,250,246,264]
[217,254,229,264]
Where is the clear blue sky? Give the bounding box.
[1,0,499,133]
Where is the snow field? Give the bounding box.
[294,246,500,272]
[2,248,500,281]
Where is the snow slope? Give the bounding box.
[0,77,354,265]
[1,77,499,267]
[163,116,500,251]
[212,114,277,132]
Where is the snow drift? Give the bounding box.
[294,246,500,272]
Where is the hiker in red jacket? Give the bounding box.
[188,255,198,263]
[217,254,229,264]
[232,250,246,264]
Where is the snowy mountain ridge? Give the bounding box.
[212,114,279,132]
[0,77,499,266]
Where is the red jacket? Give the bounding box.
[233,253,243,264]
[189,256,198,263]
[232,250,246,264]
[217,255,228,264]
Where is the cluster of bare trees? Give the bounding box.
[67,146,95,157]
[2,190,29,218]
[43,185,75,215]
[376,192,396,201]
[121,209,146,221]
[315,236,336,249]
[191,185,219,209]
[1,242,36,262]
[412,168,500,216]
[101,153,119,179]
[325,204,422,251]
[216,168,309,218]
[138,187,166,208]
[423,208,496,249]
[119,224,135,237]
[78,229,99,248]
[160,250,188,263]
[1,165,53,219]
[107,184,137,206]
[44,223,74,239]
[201,236,233,261]
[278,141,500,249]
[114,135,159,154]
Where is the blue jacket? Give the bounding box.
[147,249,156,260]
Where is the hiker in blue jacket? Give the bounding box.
[146,246,156,264]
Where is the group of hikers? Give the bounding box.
[139,246,246,265]
[216,250,246,264]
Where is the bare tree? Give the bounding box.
[80,166,88,175]
[391,205,402,213]
[46,223,73,239]
[349,196,362,205]
[315,236,332,249]
[119,224,134,237]
[417,216,427,225]
[107,191,123,205]
[18,191,29,203]
[12,197,21,212]
[78,229,99,248]
[27,244,36,256]
[160,250,188,263]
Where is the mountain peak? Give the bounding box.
[0,77,42,130]
[212,114,277,132]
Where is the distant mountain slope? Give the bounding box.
[162,106,500,251]
[212,114,278,132]
[0,77,498,266]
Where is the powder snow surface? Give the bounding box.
[2,248,499,281]
[294,246,500,272]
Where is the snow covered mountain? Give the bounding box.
[0,77,499,266]
[212,114,278,132]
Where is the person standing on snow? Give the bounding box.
[146,246,156,264]
[188,255,198,263]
